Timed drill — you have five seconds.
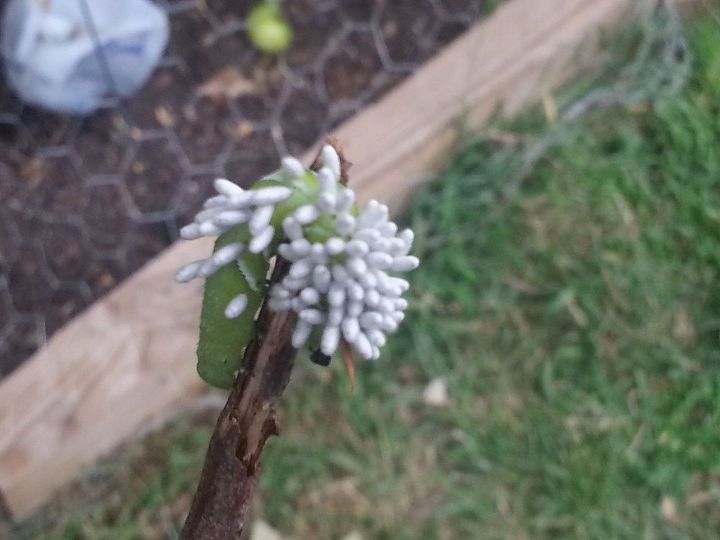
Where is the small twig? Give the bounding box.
[341,341,357,392]
[0,488,12,521]
[179,258,296,540]
[180,143,344,539]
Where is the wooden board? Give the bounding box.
[0,0,633,519]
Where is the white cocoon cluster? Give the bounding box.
[175,145,418,362]
[268,146,419,361]
[174,171,297,318]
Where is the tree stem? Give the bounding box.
[180,257,297,540]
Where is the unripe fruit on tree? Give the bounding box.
[246,2,293,54]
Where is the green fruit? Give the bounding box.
[247,3,293,54]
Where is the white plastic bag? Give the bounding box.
[1,0,169,114]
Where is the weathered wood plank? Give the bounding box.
[0,0,633,518]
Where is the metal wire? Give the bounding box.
[0,0,486,377]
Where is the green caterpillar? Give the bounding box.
[179,146,417,388]
[194,170,336,388]
[196,227,268,388]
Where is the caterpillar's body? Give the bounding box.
[177,146,418,388]
[194,170,327,387]
[197,228,268,388]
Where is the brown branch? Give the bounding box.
[0,488,11,521]
[179,257,296,540]
[180,142,345,539]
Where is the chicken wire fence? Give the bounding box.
[0,0,490,377]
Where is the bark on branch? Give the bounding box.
[180,257,297,540]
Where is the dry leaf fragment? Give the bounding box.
[233,120,254,139]
[423,377,449,407]
[300,477,370,516]
[504,275,540,295]
[251,520,283,540]
[673,308,696,348]
[198,67,256,101]
[154,105,174,127]
[661,495,680,524]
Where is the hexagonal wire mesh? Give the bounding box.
[0,0,493,377]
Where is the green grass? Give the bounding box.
[14,10,720,540]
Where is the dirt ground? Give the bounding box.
[0,0,492,377]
